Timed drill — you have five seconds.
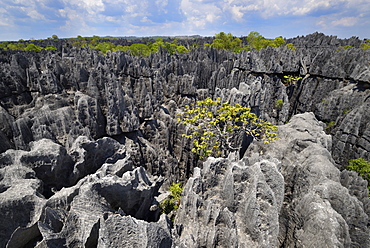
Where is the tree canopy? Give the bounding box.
[210,32,243,52]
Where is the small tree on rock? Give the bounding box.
[178,97,278,160]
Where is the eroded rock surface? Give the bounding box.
[1,140,169,247]
[175,113,369,248]
[174,155,284,248]
[0,33,370,247]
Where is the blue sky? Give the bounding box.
[0,0,369,41]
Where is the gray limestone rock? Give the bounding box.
[74,91,106,139]
[0,106,15,152]
[36,166,165,247]
[175,154,284,248]
[247,112,369,247]
[332,102,370,166]
[68,136,127,184]
[174,112,369,247]
[0,139,74,196]
[0,34,370,247]
[98,214,172,247]
[0,157,46,248]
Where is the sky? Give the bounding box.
[0,0,369,41]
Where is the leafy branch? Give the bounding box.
[178,97,278,160]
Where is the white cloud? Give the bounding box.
[228,5,248,21]
[221,0,369,19]
[26,9,46,20]
[331,17,358,27]
[0,0,369,40]
[180,0,221,30]
[0,8,12,26]
[62,0,105,15]
[155,0,169,13]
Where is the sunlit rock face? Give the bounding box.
[175,113,369,248]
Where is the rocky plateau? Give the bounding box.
[0,33,369,247]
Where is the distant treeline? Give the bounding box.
[0,42,57,52]
[1,32,369,56]
[68,32,298,55]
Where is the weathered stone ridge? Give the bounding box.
[175,113,369,247]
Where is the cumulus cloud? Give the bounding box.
[0,0,369,40]
[0,7,12,26]
[180,0,221,29]
[331,16,358,27]
[155,0,169,13]
[65,0,105,15]
[228,5,249,22]
[26,9,46,20]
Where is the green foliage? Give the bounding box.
[85,37,188,56]
[347,158,370,197]
[337,45,355,51]
[274,99,284,110]
[325,121,335,129]
[286,43,297,50]
[360,39,370,50]
[72,39,89,48]
[322,98,329,106]
[245,31,265,51]
[91,41,117,54]
[206,31,286,52]
[160,183,183,215]
[7,42,26,50]
[178,97,278,160]
[127,43,151,56]
[343,108,351,114]
[148,38,164,53]
[148,38,189,55]
[245,31,286,51]
[176,45,188,53]
[0,42,51,52]
[270,36,285,48]
[210,32,243,52]
[51,34,59,40]
[283,75,302,85]
[0,42,7,50]
[45,45,57,51]
[24,43,43,52]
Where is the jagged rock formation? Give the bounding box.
[1,35,369,170]
[286,32,363,49]
[0,33,369,247]
[1,139,169,247]
[174,113,369,247]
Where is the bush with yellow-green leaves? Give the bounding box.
[178,97,278,160]
[283,75,302,85]
[347,158,370,197]
[159,183,183,215]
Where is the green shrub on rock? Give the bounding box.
[347,158,370,197]
[283,75,302,85]
[160,183,183,216]
[360,39,370,50]
[274,99,284,110]
[178,97,278,160]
